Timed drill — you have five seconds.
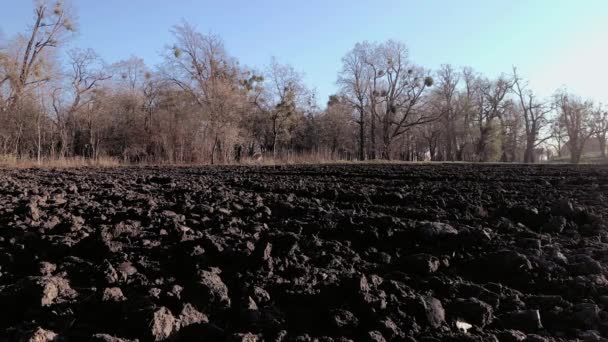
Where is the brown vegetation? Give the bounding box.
[1,1,606,165]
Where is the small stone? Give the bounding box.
[23,327,58,342]
[16,276,77,307]
[51,194,67,205]
[456,320,473,333]
[253,286,270,304]
[162,210,178,218]
[419,296,445,328]
[178,303,208,328]
[358,275,371,293]
[70,215,85,231]
[170,284,184,299]
[246,296,258,311]
[151,307,175,341]
[149,287,162,298]
[218,208,232,215]
[117,261,138,281]
[196,270,231,308]
[39,262,56,276]
[102,287,126,302]
[28,202,41,221]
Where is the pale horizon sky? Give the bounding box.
[1,0,607,105]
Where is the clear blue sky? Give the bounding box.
[1,0,607,105]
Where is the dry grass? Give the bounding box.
[0,155,120,169]
[236,151,440,166]
[238,153,349,166]
[1,153,603,169]
[546,153,608,165]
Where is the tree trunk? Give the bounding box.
[445,116,455,161]
[429,141,436,161]
[599,136,606,159]
[358,109,365,161]
[272,117,278,159]
[381,132,391,160]
[369,113,376,159]
[477,130,488,162]
[59,128,67,158]
[570,139,581,164]
[37,116,42,164]
[523,133,536,163]
[380,115,392,160]
[211,138,217,165]
[499,119,508,162]
[571,151,581,164]
[13,122,23,156]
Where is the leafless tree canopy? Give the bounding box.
[0,1,605,164]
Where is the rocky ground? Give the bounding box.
[1,164,608,342]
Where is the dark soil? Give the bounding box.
[1,164,607,342]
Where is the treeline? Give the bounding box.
[1,1,606,164]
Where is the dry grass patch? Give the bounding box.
[0,155,120,169]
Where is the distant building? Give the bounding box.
[560,137,605,156]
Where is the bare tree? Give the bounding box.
[362,41,436,159]
[163,21,245,163]
[434,65,460,160]
[51,48,109,158]
[449,67,477,161]
[0,1,75,155]
[591,105,607,159]
[263,57,306,158]
[142,73,163,157]
[321,95,356,159]
[3,1,608,165]
[6,0,75,111]
[420,120,442,161]
[474,75,513,161]
[555,91,595,164]
[338,42,371,160]
[512,67,553,163]
[498,103,523,162]
[111,56,148,91]
[547,119,567,158]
